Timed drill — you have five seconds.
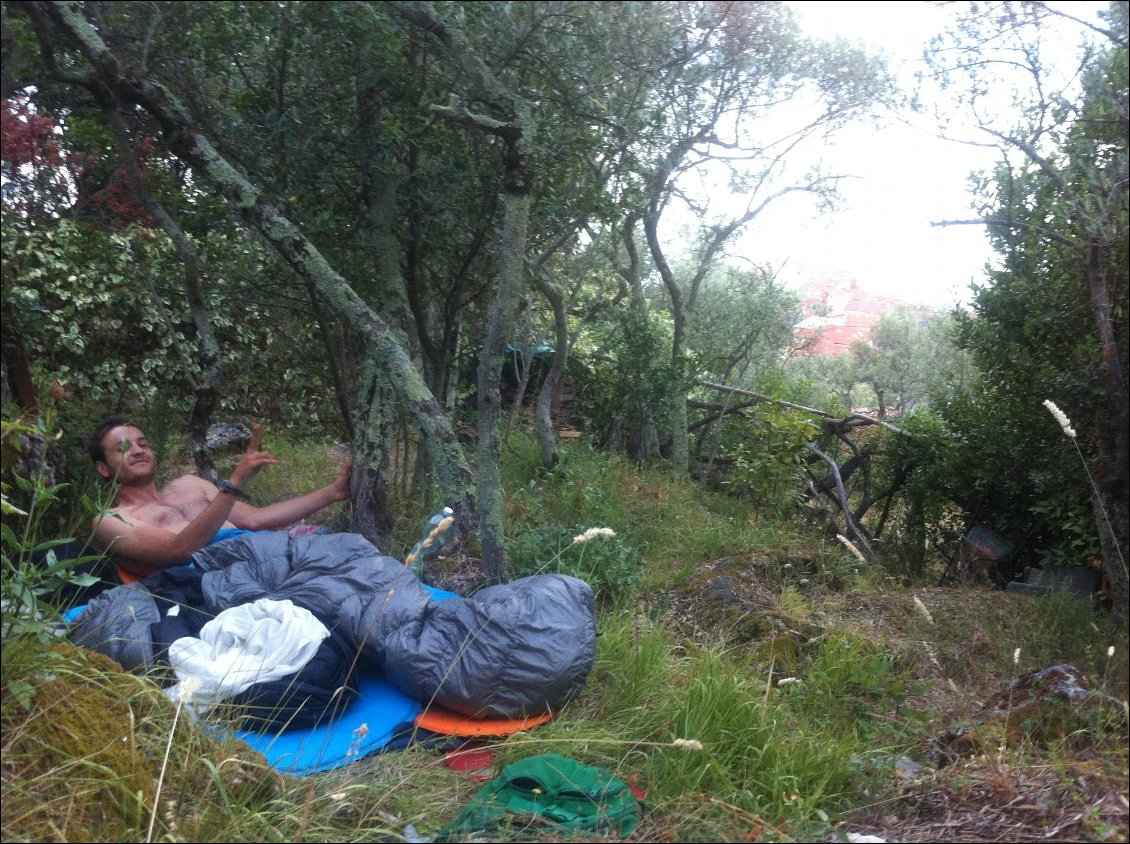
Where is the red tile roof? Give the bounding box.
[794,277,905,357]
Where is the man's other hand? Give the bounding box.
[331,454,353,502]
[230,423,279,487]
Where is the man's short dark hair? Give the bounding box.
[87,415,135,464]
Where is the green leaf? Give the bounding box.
[1,496,29,517]
[29,537,79,552]
[44,555,101,575]
[1,522,21,548]
[8,679,36,713]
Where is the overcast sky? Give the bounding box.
[712,0,1108,308]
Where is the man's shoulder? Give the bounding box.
[163,474,216,492]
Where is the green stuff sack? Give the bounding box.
[437,753,641,840]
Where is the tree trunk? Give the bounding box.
[0,322,39,417]
[1086,239,1129,629]
[305,281,355,443]
[904,487,927,577]
[534,277,569,470]
[643,207,689,477]
[355,111,418,546]
[477,133,532,583]
[390,1,539,583]
[615,217,659,462]
[351,354,396,544]
[504,331,536,442]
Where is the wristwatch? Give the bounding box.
[217,479,252,502]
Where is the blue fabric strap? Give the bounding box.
[210,527,258,545]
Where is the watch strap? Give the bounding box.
[218,479,252,502]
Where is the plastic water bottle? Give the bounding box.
[406,506,455,574]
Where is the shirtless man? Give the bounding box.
[88,415,351,582]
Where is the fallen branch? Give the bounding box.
[698,380,913,437]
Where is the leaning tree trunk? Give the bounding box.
[33,1,478,535]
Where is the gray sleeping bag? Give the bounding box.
[71,531,596,718]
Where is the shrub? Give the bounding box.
[506,524,642,605]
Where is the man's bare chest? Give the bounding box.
[125,484,211,528]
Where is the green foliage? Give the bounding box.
[726,406,820,514]
[849,308,966,416]
[686,265,802,387]
[503,430,803,594]
[579,302,680,456]
[787,634,917,738]
[923,381,1097,566]
[1,220,178,410]
[506,524,642,605]
[867,409,965,574]
[561,616,916,841]
[779,308,966,421]
[1,417,105,642]
[780,353,856,417]
[913,3,1128,582]
[0,209,342,434]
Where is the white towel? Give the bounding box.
[165,598,330,713]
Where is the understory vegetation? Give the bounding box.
[2,431,1126,843]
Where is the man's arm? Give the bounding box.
[227,456,351,531]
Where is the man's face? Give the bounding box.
[96,425,156,485]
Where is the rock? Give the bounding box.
[206,422,252,451]
[895,755,922,782]
[929,663,1108,766]
[1005,564,1102,598]
[983,663,1094,711]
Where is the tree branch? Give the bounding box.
[431,101,522,142]
[807,444,875,560]
[931,216,1080,249]
[698,380,913,437]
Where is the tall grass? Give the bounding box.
[503,434,806,593]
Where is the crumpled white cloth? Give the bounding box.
[165,598,330,712]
